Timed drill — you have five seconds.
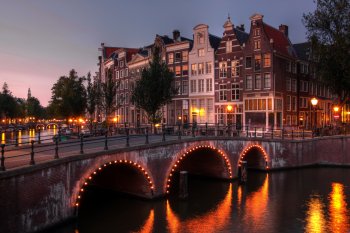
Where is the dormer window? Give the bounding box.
[254,40,261,50]
[198,32,204,44]
[226,40,232,53]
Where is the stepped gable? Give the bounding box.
[293,42,311,61]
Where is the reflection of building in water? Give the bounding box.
[243,174,269,230]
[166,184,232,233]
[138,209,154,233]
[329,183,349,233]
[305,195,327,233]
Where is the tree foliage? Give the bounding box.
[101,71,120,127]
[303,0,350,105]
[48,69,87,119]
[0,83,19,119]
[86,72,98,119]
[27,96,44,118]
[131,47,176,124]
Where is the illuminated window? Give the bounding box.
[254,54,261,71]
[198,79,204,92]
[198,63,204,75]
[168,53,174,64]
[254,28,260,36]
[264,73,271,89]
[182,64,188,76]
[226,40,232,53]
[191,64,197,75]
[182,51,188,62]
[175,66,181,77]
[198,32,204,44]
[231,60,240,77]
[254,40,261,50]
[198,48,205,57]
[263,53,271,67]
[206,79,212,92]
[190,80,196,93]
[246,75,252,89]
[255,74,261,89]
[219,61,227,78]
[219,84,227,101]
[206,62,212,74]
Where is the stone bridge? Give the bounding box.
[1,136,350,233]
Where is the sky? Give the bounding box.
[0,0,316,107]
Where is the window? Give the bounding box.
[190,80,196,93]
[231,60,240,77]
[286,115,291,126]
[286,78,291,91]
[168,66,174,73]
[226,40,232,53]
[198,32,204,44]
[125,68,128,77]
[246,75,252,89]
[245,56,252,68]
[206,62,212,74]
[198,48,204,57]
[292,96,297,111]
[207,99,213,115]
[254,54,261,71]
[231,83,240,100]
[292,62,297,74]
[206,79,212,92]
[219,84,227,101]
[264,53,271,67]
[182,64,188,76]
[182,51,188,62]
[254,40,261,50]
[116,71,119,79]
[168,53,174,64]
[286,95,291,111]
[292,79,297,92]
[175,81,181,95]
[198,79,204,92]
[120,70,124,78]
[182,81,188,94]
[125,93,129,104]
[255,74,261,89]
[191,64,197,75]
[198,63,204,75]
[219,61,227,78]
[254,28,260,36]
[125,80,128,90]
[120,80,124,90]
[175,66,181,77]
[264,73,271,89]
[119,61,124,67]
[175,52,181,63]
[286,61,291,72]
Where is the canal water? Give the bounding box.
[1,128,58,145]
[45,168,350,233]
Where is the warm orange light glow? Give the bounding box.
[305,195,327,233]
[329,183,349,233]
[311,97,318,106]
[226,105,233,112]
[69,119,73,123]
[113,117,118,122]
[333,106,340,112]
[138,209,154,233]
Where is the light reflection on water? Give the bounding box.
[45,168,350,233]
[1,128,57,145]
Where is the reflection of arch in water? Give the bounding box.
[35,124,45,130]
[73,160,155,209]
[238,144,269,170]
[137,209,154,233]
[45,123,59,129]
[166,184,232,233]
[165,145,232,194]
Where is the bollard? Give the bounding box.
[192,126,195,138]
[262,127,265,138]
[302,129,305,139]
[30,140,35,165]
[15,129,19,147]
[205,122,208,136]
[58,130,62,142]
[254,127,257,138]
[0,144,5,171]
[80,134,84,154]
[104,131,108,150]
[239,161,247,183]
[246,126,249,137]
[38,128,41,144]
[282,128,284,140]
[162,125,166,142]
[291,130,294,140]
[179,171,188,199]
[145,127,149,144]
[54,137,59,159]
[126,128,130,147]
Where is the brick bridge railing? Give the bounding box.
[0,128,350,233]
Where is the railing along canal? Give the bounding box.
[0,123,349,171]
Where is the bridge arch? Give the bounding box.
[73,159,155,209]
[45,123,59,129]
[165,144,232,194]
[35,124,45,130]
[238,144,269,170]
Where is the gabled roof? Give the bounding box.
[233,28,249,45]
[209,34,221,50]
[293,42,311,61]
[263,23,297,58]
[103,47,120,59]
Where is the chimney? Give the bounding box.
[279,24,289,37]
[236,24,245,32]
[173,30,180,41]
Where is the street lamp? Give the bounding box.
[226,105,233,125]
[311,97,318,132]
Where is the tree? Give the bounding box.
[86,72,98,130]
[131,47,176,128]
[48,69,87,120]
[101,71,120,131]
[303,0,350,106]
[0,83,19,120]
[27,97,44,119]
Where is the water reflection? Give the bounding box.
[305,194,327,233]
[136,209,154,233]
[166,184,232,233]
[328,183,349,233]
[1,128,57,145]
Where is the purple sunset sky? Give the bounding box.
[0,0,316,106]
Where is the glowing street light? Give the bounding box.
[311,97,318,132]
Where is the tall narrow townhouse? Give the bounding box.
[114,48,139,126]
[215,17,248,127]
[189,24,221,124]
[127,47,151,127]
[165,30,192,125]
[243,13,298,129]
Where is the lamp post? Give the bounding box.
[311,97,318,133]
[226,105,233,125]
